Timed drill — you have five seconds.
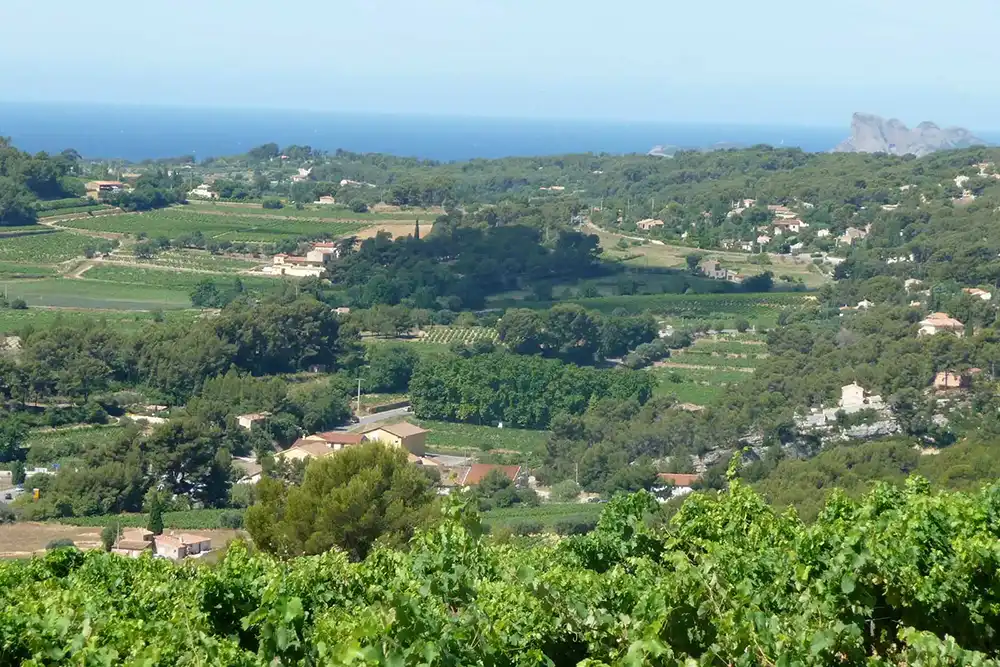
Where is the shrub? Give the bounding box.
[510,520,543,536]
[100,524,117,551]
[262,198,284,210]
[46,538,76,550]
[10,298,27,310]
[0,505,15,524]
[550,479,581,502]
[219,510,244,529]
[349,200,368,214]
[554,517,598,536]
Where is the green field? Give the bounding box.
[37,205,110,218]
[413,419,551,455]
[1,279,191,310]
[651,366,754,404]
[82,264,283,292]
[0,261,57,279]
[54,509,240,530]
[25,425,127,467]
[0,231,95,263]
[521,292,807,327]
[0,308,198,334]
[482,503,601,531]
[61,208,369,242]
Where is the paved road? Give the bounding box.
[425,453,472,467]
[355,406,412,427]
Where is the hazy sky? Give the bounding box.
[2,0,998,128]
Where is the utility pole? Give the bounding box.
[356,377,362,415]
[575,462,579,486]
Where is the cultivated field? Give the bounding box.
[119,249,265,273]
[25,425,128,467]
[650,334,765,405]
[60,208,369,242]
[413,419,551,455]
[81,264,283,293]
[0,231,96,263]
[483,503,602,531]
[2,278,191,310]
[418,326,498,345]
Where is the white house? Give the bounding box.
[816,229,831,238]
[963,288,992,301]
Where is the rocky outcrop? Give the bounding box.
[834,112,986,156]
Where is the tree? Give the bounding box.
[147,493,164,535]
[550,479,581,502]
[0,417,27,462]
[246,442,435,560]
[10,460,25,485]
[100,524,118,551]
[349,200,368,214]
[364,344,419,393]
[685,253,703,272]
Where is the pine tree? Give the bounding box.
[147,494,165,535]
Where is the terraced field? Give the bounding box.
[60,208,368,242]
[651,335,766,406]
[136,250,264,273]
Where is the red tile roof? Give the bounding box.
[462,464,521,486]
[657,473,700,487]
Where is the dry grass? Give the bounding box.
[0,523,244,559]
[591,227,830,288]
[352,221,435,240]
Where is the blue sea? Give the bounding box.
[0,102,850,161]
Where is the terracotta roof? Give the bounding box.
[920,312,964,328]
[154,535,184,548]
[462,464,521,486]
[177,533,210,544]
[114,540,152,551]
[286,440,334,458]
[316,431,365,445]
[233,459,262,478]
[361,422,429,438]
[657,473,700,486]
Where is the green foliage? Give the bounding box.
[147,493,164,535]
[10,460,25,485]
[100,524,117,551]
[17,478,1000,664]
[246,443,435,560]
[410,351,656,429]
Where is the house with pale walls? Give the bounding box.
[918,313,965,337]
[278,422,431,462]
[839,227,868,246]
[360,422,429,456]
[635,218,665,231]
[654,473,700,500]
[236,412,270,431]
[756,234,772,245]
[816,229,831,238]
[316,195,336,204]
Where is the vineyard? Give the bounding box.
[137,250,264,273]
[0,308,198,334]
[60,208,369,242]
[2,481,999,664]
[25,425,128,468]
[416,418,551,454]
[418,326,499,345]
[0,231,95,263]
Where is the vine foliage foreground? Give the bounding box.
[2,476,1000,666]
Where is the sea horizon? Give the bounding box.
[0,101,990,162]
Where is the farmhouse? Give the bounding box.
[635,218,665,231]
[316,195,336,204]
[918,312,965,337]
[236,412,270,431]
[280,432,366,461]
[772,218,808,234]
[654,472,700,499]
[839,227,868,246]
[934,371,969,391]
[767,204,798,219]
[85,180,126,199]
[360,422,429,456]
[187,183,217,200]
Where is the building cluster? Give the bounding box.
[85,180,127,200]
[796,383,896,437]
[264,242,342,278]
[112,528,211,561]
[697,258,743,284]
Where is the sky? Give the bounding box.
[2,0,999,129]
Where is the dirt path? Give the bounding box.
[67,261,96,279]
